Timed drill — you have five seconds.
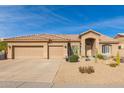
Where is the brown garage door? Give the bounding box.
[13,46,43,59]
[49,46,64,59]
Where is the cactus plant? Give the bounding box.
[116,51,120,65]
[95,48,98,63]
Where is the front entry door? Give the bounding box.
[86,45,92,56]
[85,38,95,57]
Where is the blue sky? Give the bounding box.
[0,5,124,38]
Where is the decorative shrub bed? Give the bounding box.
[68,55,79,62]
[96,54,110,60]
[109,63,118,67]
[97,54,104,59]
[79,66,95,74]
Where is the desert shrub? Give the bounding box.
[97,54,104,59]
[79,66,86,73]
[116,52,120,65]
[87,66,95,74]
[69,55,79,62]
[109,63,118,67]
[79,66,95,74]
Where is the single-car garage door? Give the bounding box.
[13,46,43,59]
[49,45,64,59]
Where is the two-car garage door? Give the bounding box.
[13,45,65,59]
[13,46,44,59]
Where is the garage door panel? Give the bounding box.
[49,46,64,59]
[14,46,43,59]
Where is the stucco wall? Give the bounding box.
[119,49,124,57]
[7,40,119,59]
[111,44,118,56]
[80,32,100,57]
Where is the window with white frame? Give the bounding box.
[102,45,111,54]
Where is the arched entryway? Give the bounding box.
[85,38,96,57]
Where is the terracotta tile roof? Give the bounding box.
[55,34,80,41]
[115,33,124,39]
[100,35,118,44]
[4,34,80,42]
[114,33,124,43]
[4,30,118,43]
[117,33,124,36]
[4,34,49,42]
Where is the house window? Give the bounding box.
[102,45,110,54]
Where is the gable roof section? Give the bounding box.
[79,29,118,43]
[79,29,101,37]
[4,34,80,42]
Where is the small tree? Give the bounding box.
[72,46,79,55]
[116,51,120,65]
[0,42,7,52]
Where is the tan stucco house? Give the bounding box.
[4,29,119,59]
[115,33,124,57]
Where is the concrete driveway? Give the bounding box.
[0,59,62,88]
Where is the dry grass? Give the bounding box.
[54,60,124,86]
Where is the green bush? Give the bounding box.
[97,54,104,59]
[69,55,79,62]
[0,42,7,52]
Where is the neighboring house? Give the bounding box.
[4,29,119,59]
[115,33,124,57]
[0,38,4,42]
[0,38,6,60]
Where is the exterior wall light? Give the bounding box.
[8,45,11,48]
